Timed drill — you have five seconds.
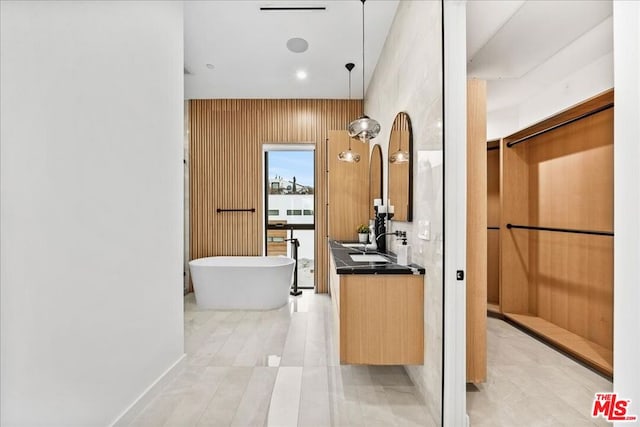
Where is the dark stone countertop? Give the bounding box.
[329,240,426,275]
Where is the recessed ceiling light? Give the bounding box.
[296,70,308,80]
[287,37,309,53]
[205,63,215,70]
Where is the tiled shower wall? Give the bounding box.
[365,1,444,424]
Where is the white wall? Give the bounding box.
[487,16,614,139]
[613,2,640,426]
[366,1,444,424]
[0,2,184,425]
[442,2,469,425]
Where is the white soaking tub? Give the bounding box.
[188,256,295,310]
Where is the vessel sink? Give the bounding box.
[349,254,389,263]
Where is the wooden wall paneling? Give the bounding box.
[533,232,613,350]
[487,231,501,307]
[500,139,531,314]
[503,89,614,145]
[500,89,614,375]
[586,235,614,349]
[527,109,614,231]
[502,89,613,316]
[189,99,362,294]
[487,141,501,225]
[466,79,487,383]
[369,145,383,219]
[524,105,614,350]
[487,139,501,309]
[327,130,370,241]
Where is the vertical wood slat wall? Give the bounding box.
[189,99,362,293]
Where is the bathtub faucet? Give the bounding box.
[284,238,300,247]
[285,238,302,296]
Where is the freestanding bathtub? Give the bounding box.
[188,256,295,310]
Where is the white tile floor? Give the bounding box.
[126,291,433,427]
[467,317,613,427]
[126,291,612,427]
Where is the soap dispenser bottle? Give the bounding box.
[397,237,411,266]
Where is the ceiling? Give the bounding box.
[184,0,399,100]
[467,0,613,112]
[185,1,613,104]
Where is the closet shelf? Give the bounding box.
[504,312,613,377]
[506,223,613,237]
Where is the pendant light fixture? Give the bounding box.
[339,63,361,163]
[347,0,380,143]
[390,114,410,164]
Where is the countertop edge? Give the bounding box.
[328,240,426,275]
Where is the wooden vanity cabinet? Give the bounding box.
[329,253,424,365]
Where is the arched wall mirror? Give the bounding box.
[369,144,383,219]
[387,112,413,221]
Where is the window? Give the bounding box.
[265,149,315,289]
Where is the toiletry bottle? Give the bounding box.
[397,237,411,266]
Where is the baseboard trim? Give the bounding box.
[109,353,186,427]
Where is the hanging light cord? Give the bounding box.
[361,0,366,101]
[342,63,357,161]
[348,64,352,152]
[348,67,352,101]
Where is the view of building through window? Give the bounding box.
[265,150,315,288]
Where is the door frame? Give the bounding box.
[261,143,316,289]
[442,1,469,426]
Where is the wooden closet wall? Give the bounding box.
[487,139,501,314]
[467,79,487,383]
[500,89,614,376]
[189,99,362,293]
